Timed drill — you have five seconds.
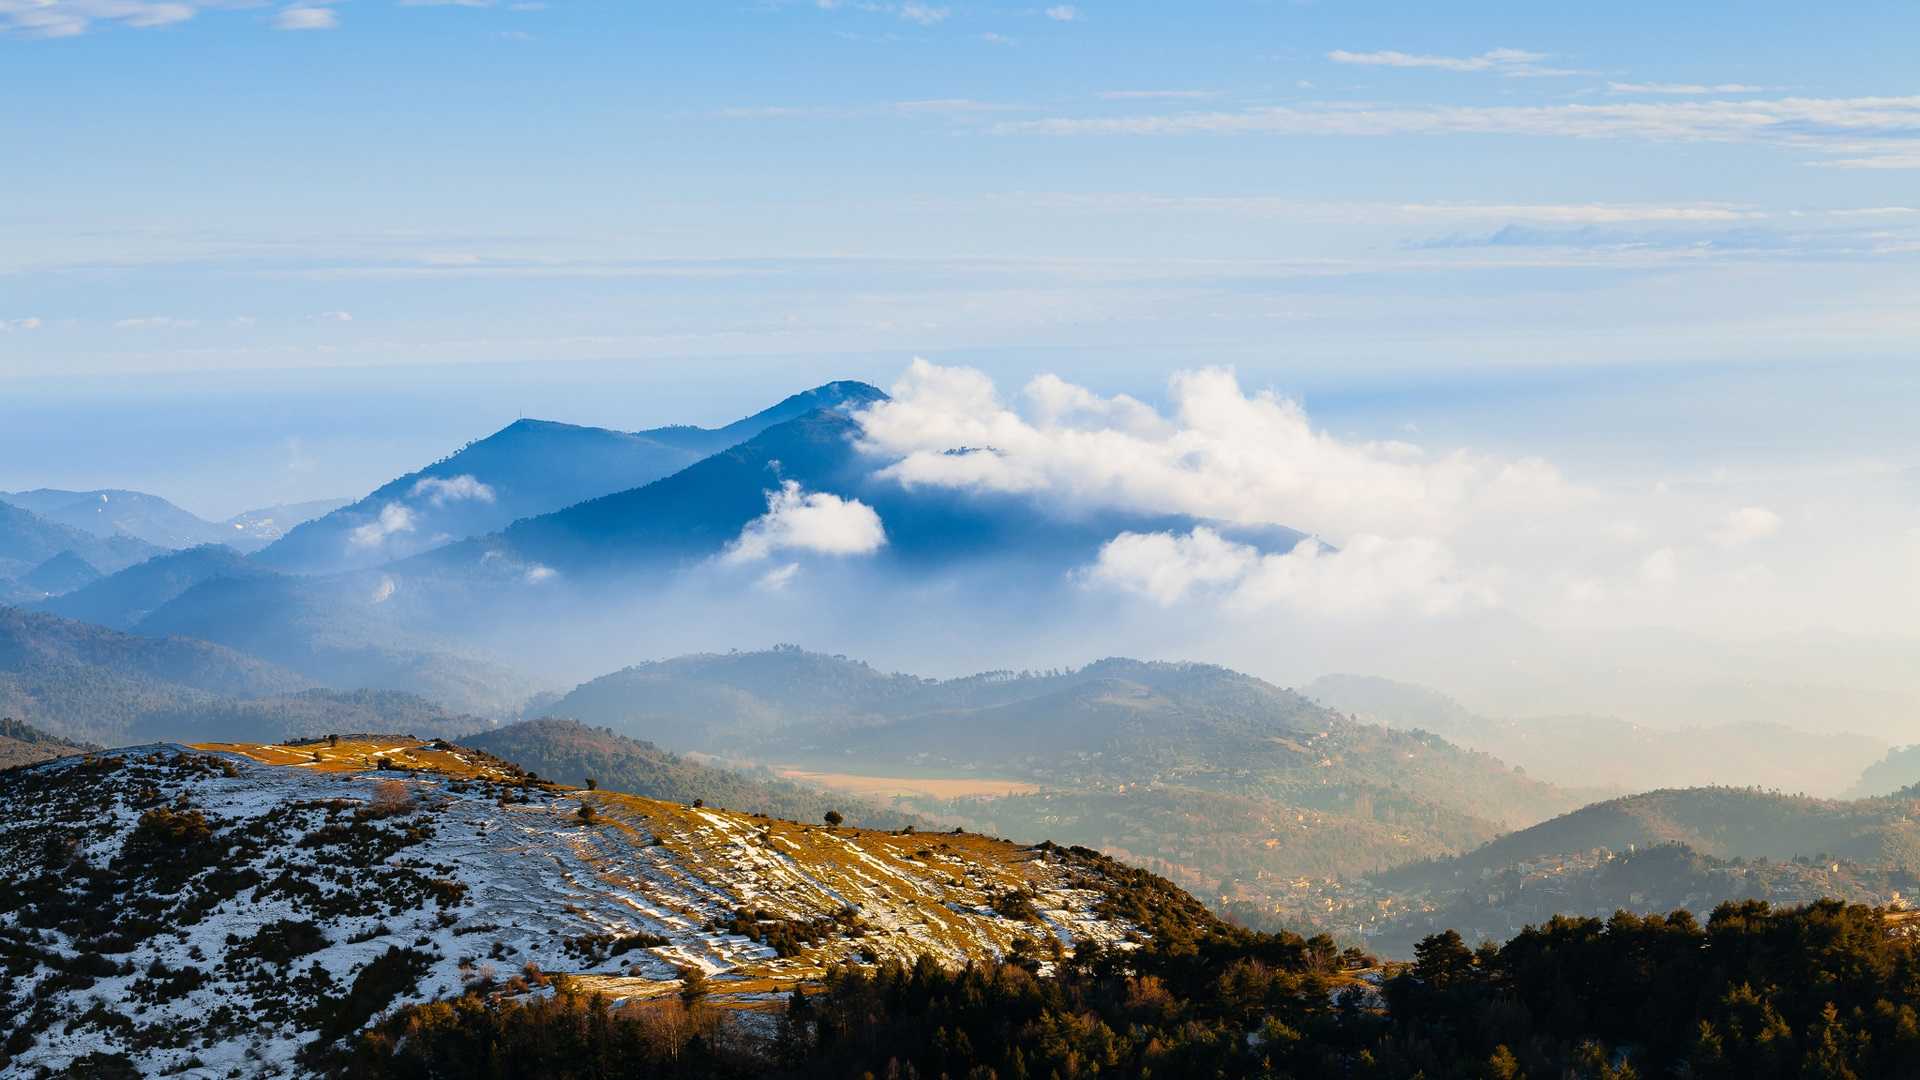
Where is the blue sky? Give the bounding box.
[3,0,1918,515]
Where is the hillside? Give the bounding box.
[464,718,920,829]
[0,501,161,582]
[40,543,270,629]
[1379,784,1920,891]
[0,716,96,770]
[0,739,1166,1076]
[0,487,236,550]
[540,648,1581,910]
[0,606,487,745]
[131,572,535,718]
[255,382,886,574]
[1306,672,1890,797]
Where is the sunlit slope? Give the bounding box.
[0,737,1162,1076]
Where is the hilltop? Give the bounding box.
[0,737,1169,1077]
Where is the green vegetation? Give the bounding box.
[347,898,1920,1079]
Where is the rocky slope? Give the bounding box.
[0,738,1152,1077]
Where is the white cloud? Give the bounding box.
[1087,527,1496,617]
[370,575,397,603]
[311,309,354,321]
[0,317,41,332]
[274,5,338,30]
[858,359,1577,539]
[524,564,557,584]
[898,2,946,24]
[410,474,497,506]
[348,503,416,548]
[1044,5,1076,20]
[1085,527,1258,604]
[1712,506,1782,547]
[722,481,887,564]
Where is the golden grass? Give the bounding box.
[193,737,518,781]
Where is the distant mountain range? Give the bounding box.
[535,646,1583,895]
[1305,673,1890,798]
[0,488,344,553]
[0,500,161,584]
[253,381,886,575]
[0,605,487,745]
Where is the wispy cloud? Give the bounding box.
[1044,4,1077,20]
[994,96,1920,168]
[1607,81,1769,95]
[1328,47,1580,78]
[274,5,338,30]
[1098,89,1220,101]
[0,0,194,38]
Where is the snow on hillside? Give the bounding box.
[0,739,1141,1077]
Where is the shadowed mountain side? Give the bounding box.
[39,544,270,630]
[0,487,236,550]
[1851,745,1920,798]
[445,408,1291,580]
[132,574,533,718]
[255,381,887,574]
[0,501,162,580]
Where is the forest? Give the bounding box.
[342,897,1919,1079]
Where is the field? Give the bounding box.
[774,767,1041,800]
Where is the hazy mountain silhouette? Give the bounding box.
[255,381,888,574]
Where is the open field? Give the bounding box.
[774,767,1041,800]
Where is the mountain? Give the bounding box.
[0,487,234,550]
[0,738,1162,1075]
[254,382,887,574]
[463,717,920,829]
[1379,785,1920,891]
[39,543,270,629]
[1306,673,1890,797]
[1266,783,1920,956]
[0,500,162,580]
[131,572,535,717]
[18,550,101,596]
[0,604,492,745]
[1850,744,1920,798]
[539,648,1583,903]
[0,716,96,770]
[221,497,352,547]
[464,405,1266,580]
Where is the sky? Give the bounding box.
[1,1,1917,708]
